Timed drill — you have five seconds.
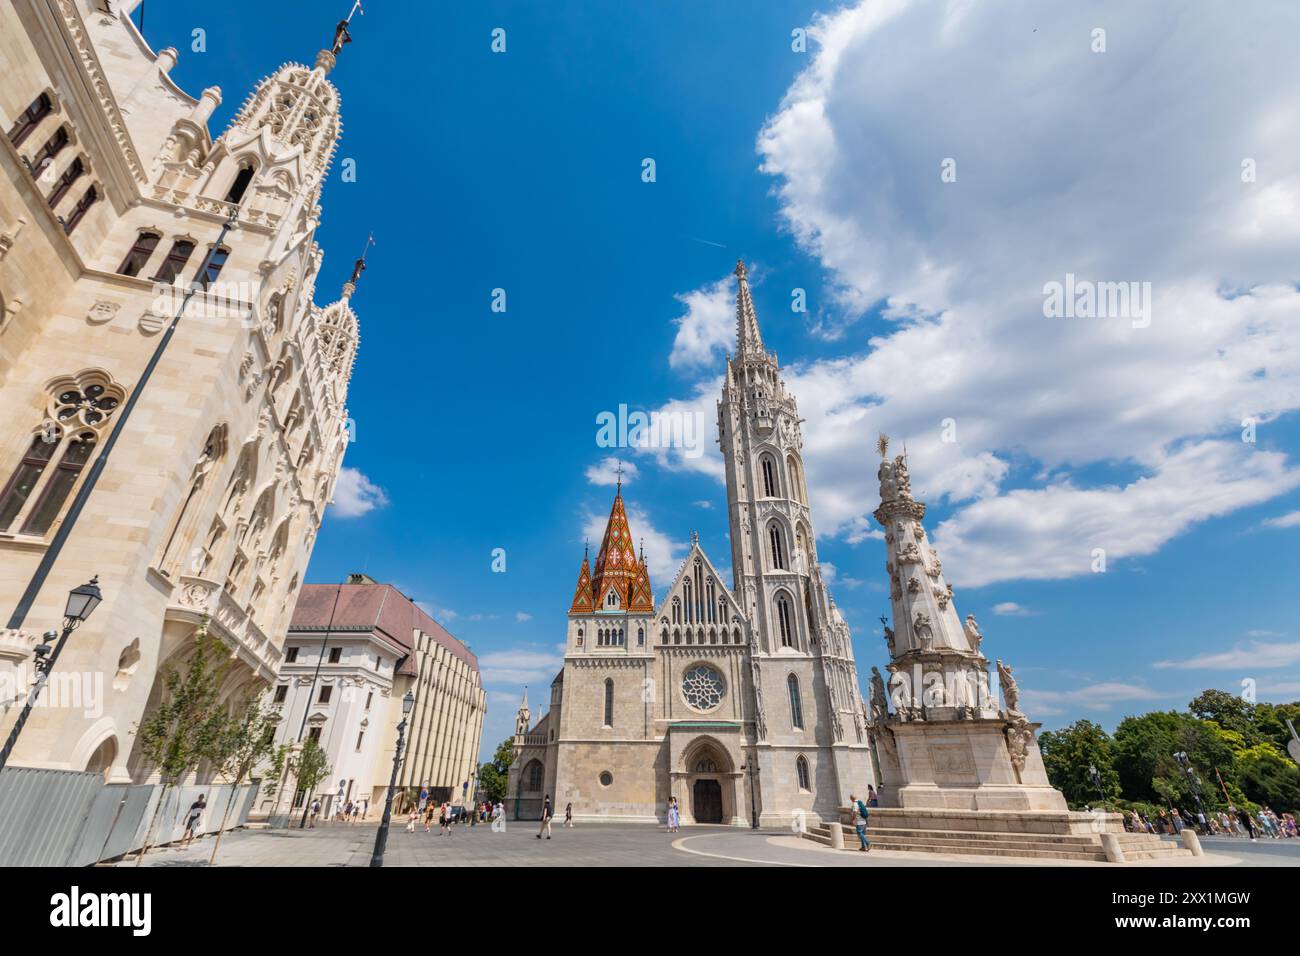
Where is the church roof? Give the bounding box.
[569,484,654,614]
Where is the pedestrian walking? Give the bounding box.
[850,793,871,851]
[309,798,321,828]
[405,808,417,832]
[867,785,879,807]
[565,802,574,828]
[537,794,553,839]
[181,794,206,847]
[667,796,680,833]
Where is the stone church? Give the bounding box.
[508,261,874,826]
[0,2,359,781]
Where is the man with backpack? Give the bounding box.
[849,793,871,852]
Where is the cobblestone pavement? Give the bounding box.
[118,819,1292,867]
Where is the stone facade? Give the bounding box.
[258,577,486,819]
[0,1,359,782]
[508,261,876,827]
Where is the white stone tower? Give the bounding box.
[718,260,874,824]
[868,441,1066,811]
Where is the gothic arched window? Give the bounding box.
[603,678,614,727]
[761,454,779,497]
[788,674,804,729]
[796,754,811,790]
[198,246,230,291]
[0,373,123,536]
[768,523,787,570]
[526,760,544,791]
[47,157,84,209]
[776,593,795,648]
[787,454,807,505]
[224,163,255,204]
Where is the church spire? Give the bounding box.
[341,233,373,301]
[734,259,766,360]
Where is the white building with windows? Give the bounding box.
[259,576,486,819]
[0,1,360,781]
[507,261,874,827]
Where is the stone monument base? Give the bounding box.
[874,715,1068,812]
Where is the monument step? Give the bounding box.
[805,824,1192,862]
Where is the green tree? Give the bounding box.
[1189,689,1260,744]
[477,737,514,805]
[288,737,331,827]
[1038,719,1121,808]
[206,696,283,864]
[134,625,230,863]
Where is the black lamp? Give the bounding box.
[64,575,102,626]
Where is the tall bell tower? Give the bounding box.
[717,260,873,824]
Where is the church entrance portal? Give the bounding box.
[693,778,723,824]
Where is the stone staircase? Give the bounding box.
[803,807,1192,862]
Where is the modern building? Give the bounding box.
[508,261,874,826]
[259,576,486,819]
[0,1,360,782]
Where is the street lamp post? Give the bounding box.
[370,690,415,867]
[1087,763,1105,810]
[0,576,102,771]
[1174,750,1206,833]
[741,757,759,829]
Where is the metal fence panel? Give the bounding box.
[0,767,101,866]
[0,768,260,866]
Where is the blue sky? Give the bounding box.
[148,1,1300,758]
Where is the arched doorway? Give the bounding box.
[693,778,723,823]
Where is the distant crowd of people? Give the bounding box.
[1115,805,1298,840]
[404,799,506,834]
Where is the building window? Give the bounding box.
[761,454,779,497]
[526,761,544,791]
[62,186,98,235]
[153,239,196,285]
[796,755,810,791]
[117,231,162,278]
[788,674,804,729]
[29,126,69,177]
[307,727,322,743]
[47,157,84,209]
[328,647,342,664]
[768,523,787,570]
[355,731,364,751]
[599,771,613,787]
[285,646,299,663]
[365,691,373,711]
[682,664,725,712]
[776,593,795,648]
[637,627,644,646]
[19,432,93,536]
[318,685,332,704]
[576,628,583,648]
[197,247,229,290]
[272,685,287,704]
[0,435,59,531]
[8,93,53,148]
[603,678,614,727]
[224,164,255,204]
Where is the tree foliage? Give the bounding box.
[477,737,515,804]
[1044,690,1300,816]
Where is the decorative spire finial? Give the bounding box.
[615,458,623,492]
[331,1,365,55]
[342,233,373,299]
[734,257,765,359]
[877,433,890,460]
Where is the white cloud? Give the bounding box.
[1022,681,1168,717]
[585,456,639,487]
[669,274,736,369]
[330,467,389,518]
[582,502,684,584]
[1262,510,1300,529]
[724,0,1300,585]
[1154,640,1300,671]
[992,602,1036,617]
[515,612,533,622]
[477,646,565,687]
[693,500,714,509]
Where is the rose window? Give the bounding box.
[682,665,725,711]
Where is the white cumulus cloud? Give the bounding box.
[330,466,389,518]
